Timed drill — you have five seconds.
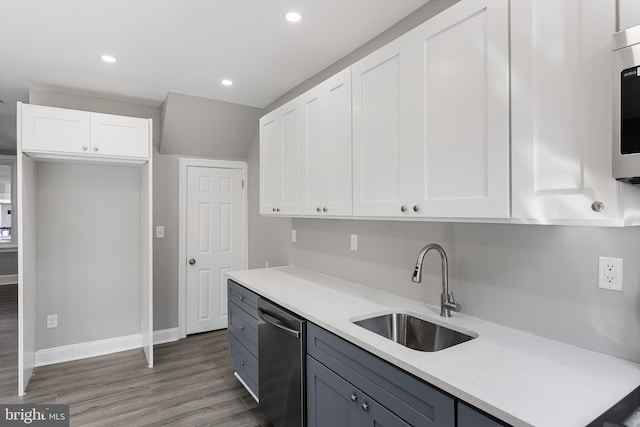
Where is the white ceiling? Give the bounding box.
[0,0,428,149]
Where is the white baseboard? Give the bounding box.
[35,334,143,367]
[153,328,180,345]
[0,274,17,285]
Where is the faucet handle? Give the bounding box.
[447,292,462,312]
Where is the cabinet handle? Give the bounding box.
[317,207,321,213]
[323,207,328,213]
[239,295,244,301]
[350,393,357,402]
[82,146,88,151]
[240,361,245,367]
[240,325,244,331]
[93,147,99,152]
[591,201,604,212]
[276,208,281,212]
[400,205,407,212]
[362,403,369,411]
[413,205,421,213]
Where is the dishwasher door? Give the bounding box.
[257,297,306,427]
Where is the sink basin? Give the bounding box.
[352,311,476,352]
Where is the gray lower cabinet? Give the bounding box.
[457,403,506,427]
[307,355,410,427]
[227,280,260,399]
[307,323,455,427]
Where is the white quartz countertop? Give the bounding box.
[226,266,640,427]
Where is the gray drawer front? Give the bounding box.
[229,335,259,398]
[229,301,258,357]
[458,403,508,427]
[307,323,454,427]
[228,279,259,314]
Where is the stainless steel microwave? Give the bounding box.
[613,24,640,184]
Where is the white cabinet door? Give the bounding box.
[300,68,352,216]
[259,112,281,215]
[21,104,90,154]
[259,99,301,215]
[279,101,301,215]
[511,0,618,221]
[90,113,149,158]
[352,33,414,217]
[411,0,510,218]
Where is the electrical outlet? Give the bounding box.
[291,229,296,243]
[598,256,623,291]
[47,314,58,329]
[350,234,358,251]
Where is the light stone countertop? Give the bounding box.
[227,266,640,427]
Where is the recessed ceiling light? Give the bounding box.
[221,79,233,86]
[285,11,302,23]
[101,55,116,63]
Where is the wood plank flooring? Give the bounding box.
[0,284,268,426]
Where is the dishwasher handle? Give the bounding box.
[257,308,301,339]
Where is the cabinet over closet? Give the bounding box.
[17,102,153,396]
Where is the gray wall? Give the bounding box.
[0,252,17,277]
[292,219,640,363]
[160,92,262,159]
[36,162,142,349]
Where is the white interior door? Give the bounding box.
[186,166,244,334]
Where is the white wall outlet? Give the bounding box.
[47,314,58,329]
[291,229,296,243]
[155,226,165,239]
[598,256,623,291]
[350,234,358,251]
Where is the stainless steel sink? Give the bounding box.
[352,312,476,352]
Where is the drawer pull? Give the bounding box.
[350,393,357,402]
[240,361,245,367]
[240,325,245,331]
[240,295,244,301]
[362,403,369,411]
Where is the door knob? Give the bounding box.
[400,205,407,212]
[413,205,421,213]
[188,258,196,265]
[93,147,99,152]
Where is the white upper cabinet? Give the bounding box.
[259,99,301,215]
[90,113,149,158]
[21,104,91,154]
[411,0,510,218]
[511,0,618,222]
[352,33,414,217]
[21,104,150,160]
[300,68,352,216]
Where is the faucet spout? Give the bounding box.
[411,243,461,317]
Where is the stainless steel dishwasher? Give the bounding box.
[257,297,306,427]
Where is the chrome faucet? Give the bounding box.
[411,243,461,318]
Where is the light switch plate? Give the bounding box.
[350,234,358,251]
[156,226,165,239]
[291,229,296,243]
[47,314,58,329]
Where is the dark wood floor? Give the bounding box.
[0,284,268,426]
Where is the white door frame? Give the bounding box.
[178,158,248,339]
